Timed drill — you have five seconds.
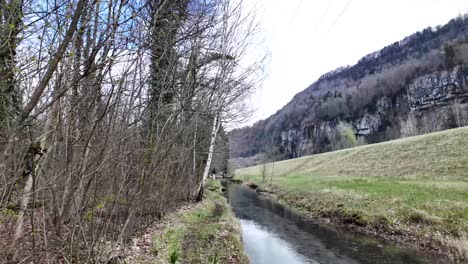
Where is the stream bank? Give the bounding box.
[238,179,464,263]
[124,179,248,264]
[224,181,450,264]
[234,128,468,263]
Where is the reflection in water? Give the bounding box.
[241,219,310,264]
[223,181,446,264]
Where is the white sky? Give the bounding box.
[243,0,468,126]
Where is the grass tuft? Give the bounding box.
[407,209,441,225]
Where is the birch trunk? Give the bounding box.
[12,128,53,255]
[196,112,220,198]
[12,173,33,245]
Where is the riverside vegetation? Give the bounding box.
[235,126,468,262]
[126,180,248,264]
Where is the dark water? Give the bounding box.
[222,181,447,264]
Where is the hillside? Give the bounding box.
[231,15,468,160]
[237,126,468,180]
[235,126,468,261]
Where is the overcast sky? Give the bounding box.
[241,0,468,126]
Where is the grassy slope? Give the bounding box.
[236,127,468,261]
[130,180,248,264]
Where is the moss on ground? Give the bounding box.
[132,179,248,264]
[236,127,468,262]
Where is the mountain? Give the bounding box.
[230,15,468,161]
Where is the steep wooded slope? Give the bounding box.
[231,15,468,159]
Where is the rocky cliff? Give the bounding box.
[270,65,468,159]
[409,65,468,110]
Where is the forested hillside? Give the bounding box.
[0,0,259,262]
[231,15,468,160]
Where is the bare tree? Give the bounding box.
[0,0,263,262]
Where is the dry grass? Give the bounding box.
[239,126,468,180]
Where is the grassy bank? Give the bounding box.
[235,127,468,262]
[128,180,248,264]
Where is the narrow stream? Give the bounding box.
[222,181,447,264]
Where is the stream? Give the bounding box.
[222,181,447,264]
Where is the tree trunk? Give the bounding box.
[196,112,220,200]
[0,0,23,157]
[12,173,32,245]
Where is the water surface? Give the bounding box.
[223,181,446,264]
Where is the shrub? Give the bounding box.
[328,122,357,151]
